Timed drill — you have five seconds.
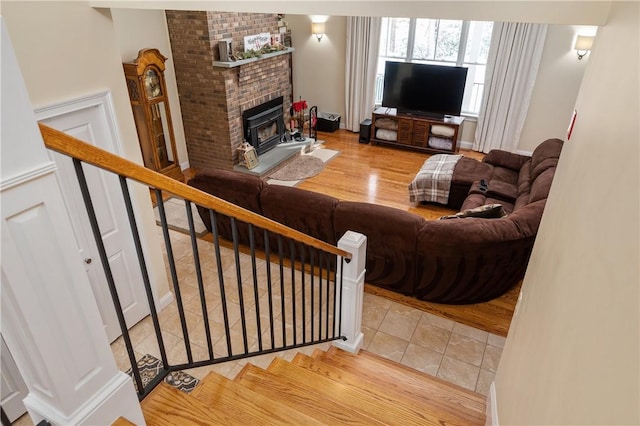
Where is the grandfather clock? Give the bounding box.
[123,48,184,181]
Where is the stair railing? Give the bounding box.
[39,124,358,400]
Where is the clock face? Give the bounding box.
[143,68,162,99]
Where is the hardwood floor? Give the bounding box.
[184,129,516,336]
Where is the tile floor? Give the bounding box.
[361,292,505,394]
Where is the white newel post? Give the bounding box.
[333,231,367,353]
[0,20,144,425]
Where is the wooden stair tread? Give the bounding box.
[140,347,487,425]
[141,382,263,425]
[267,357,441,425]
[235,363,387,425]
[317,347,486,414]
[292,352,484,425]
[191,371,322,425]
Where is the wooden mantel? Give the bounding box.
[212,48,295,68]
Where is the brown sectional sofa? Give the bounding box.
[188,138,563,304]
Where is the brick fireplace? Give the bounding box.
[166,11,293,170]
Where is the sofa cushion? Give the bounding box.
[333,201,425,295]
[509,199,547,237]
[474,167,519,203]
[514,192,531,211]
[483,150,530,171]
[486,180,518,202]
[529,167,555,203]
[452,157,494,185]
[260,184,339,245]
[449,157,493,209]
[189,169,265,214]
[530,138,563,181]
[531,157,559,182]
[517,160,532,195]
[490,166,519,186]
[188,169,265,247]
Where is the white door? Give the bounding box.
[36,93,149,342]
[1,335,28,422]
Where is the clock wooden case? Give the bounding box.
[123,48,184,181]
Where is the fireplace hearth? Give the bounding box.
[243,96,285,155]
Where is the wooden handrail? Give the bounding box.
[39,124,351,260]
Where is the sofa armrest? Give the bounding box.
[414,217,533,304]
[483,150,530,171]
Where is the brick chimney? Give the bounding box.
[166,11,293,170]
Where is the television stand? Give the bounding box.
[370,108,464,154]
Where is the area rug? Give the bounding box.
[126,353,200,394]
[154,197,208,237]
[267,148,339,186]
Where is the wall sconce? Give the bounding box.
[574,35,594,60]
[312,22,326,42]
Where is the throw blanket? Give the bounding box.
[408,154,463,204]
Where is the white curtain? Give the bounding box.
[474,22,548,153]
[345,16,382,132]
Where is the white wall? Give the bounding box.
[288,14,347,123]
[110,8,189,170]
[493,1,639,424]
[518,24,595,153]
[1,2,171,305]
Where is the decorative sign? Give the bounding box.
[244,33,271,52]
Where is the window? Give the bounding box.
[376,18,493,116]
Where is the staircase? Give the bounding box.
[139,346,487,425]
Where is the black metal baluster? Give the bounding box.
[119,177,168,368]
[277,236,286,346]
[248,224,262,352]
[310,249,315,343]
[325,253,331,340]
[331,256,338,339]
[155,189,193,364]
[72,160,143,395]
[289,240,296,346]
[318,251,323,340]
[264,230,275,349]
[211,211,232,357]
[230,217,248,354]
[301,245,306,344]
[186,200,214,360]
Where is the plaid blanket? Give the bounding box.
[408,154,463,204]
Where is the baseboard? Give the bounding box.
[458,142,531,157]
[23,373,144,426]
[158,291,174,311]
[333,332,363,354]
[459,140,474,150]
[486,381,499,426]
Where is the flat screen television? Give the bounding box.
[381,61,468,118]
